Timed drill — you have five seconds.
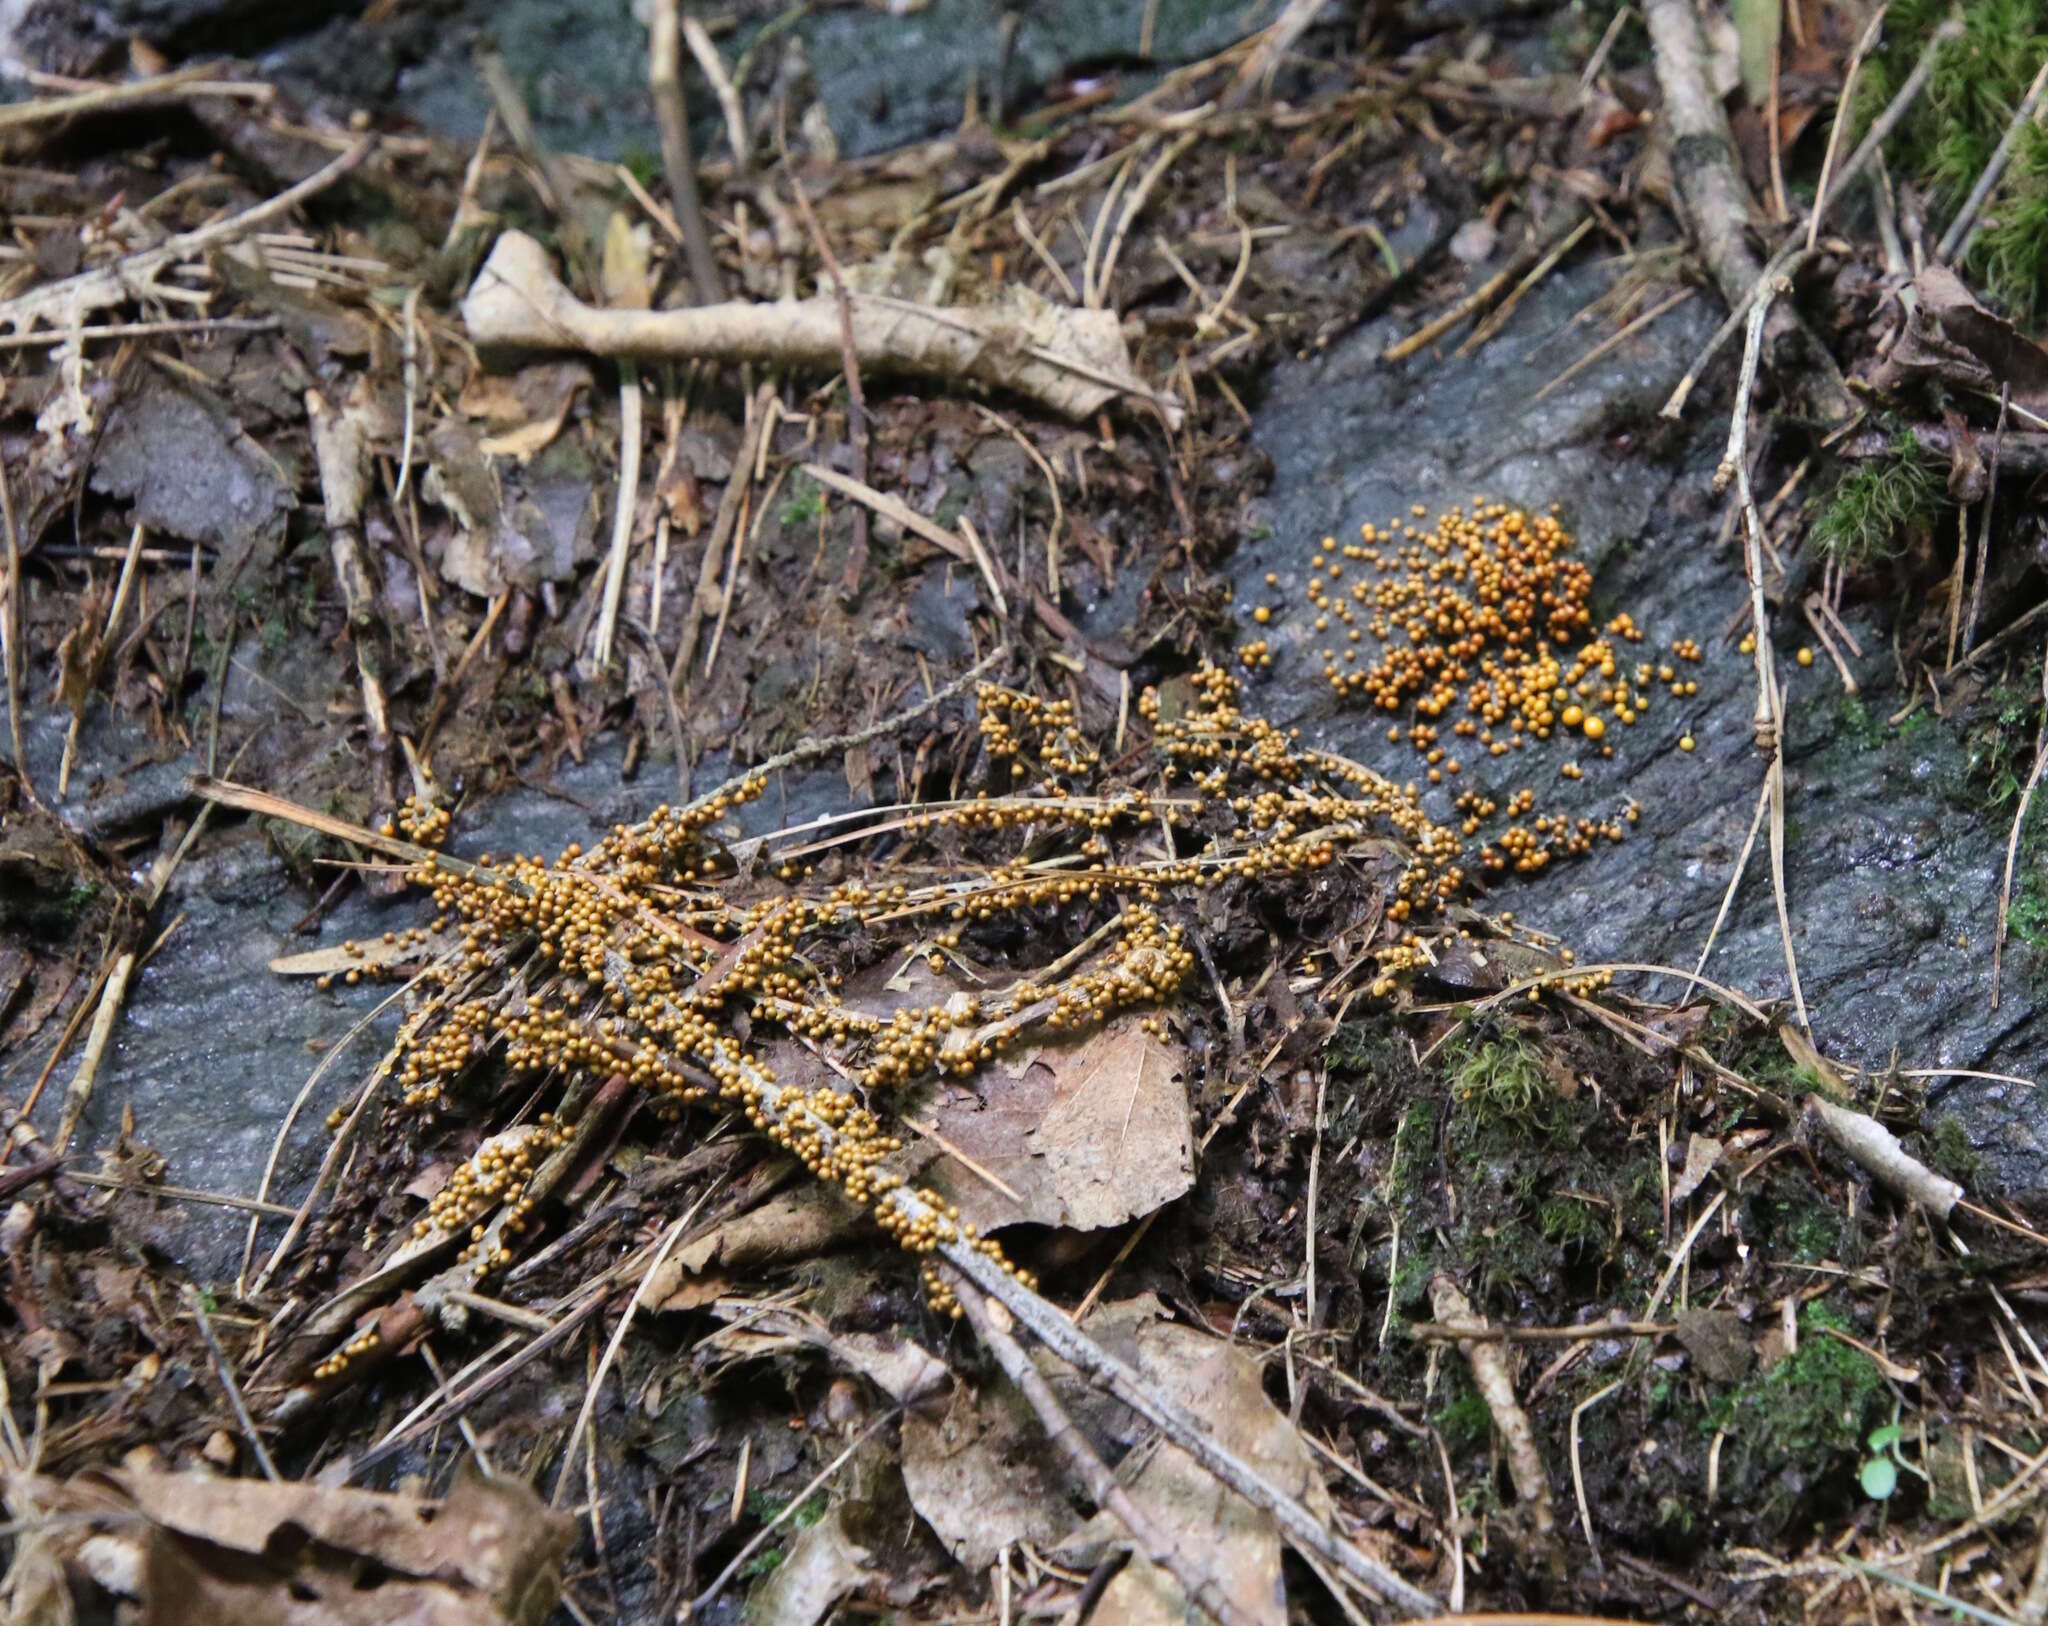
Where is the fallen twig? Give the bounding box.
[1,449,32,802]
[687,645,1007,818]
[0,60,270,133]
[307,387,394,818]
[949,1271,1251,1626]
[648,0,726,305]
[681,17,751,174]
[936,1218,1438,1614]
[1806,8,1886,253]
[777,132,871,597]
[592,375,644,671]
[1642,0,1851,421]
[672,381,774,686]
[1995,649,2048,1010]
[1938,55,2048,263]
[1427,1276,1558,1545]
[1385,203,1588,363]
[0,136,372,335]
[187,1287,280,1483]
[800,463,1008,616]
[462,231,1181,426]
[1719,285,1809,1029]
[1661,11,1960,417]
[1806,1096,1963,1218]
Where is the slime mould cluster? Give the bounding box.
[1242,500,1709,881]
[316,666,1592,1324]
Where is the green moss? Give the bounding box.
[1834,694,1888,752]
[1810,432,1945,564]
[1445,1034,1552,1135]
[1539,1194,1606,1249]
[1857,0,2048,323]
[1435,1382,1493,1454]
[1915,1114,1983,1185]
[780,474,826,527]
[1705,1301,1887,1518]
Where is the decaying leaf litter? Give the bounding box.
[5,1,2048,1621]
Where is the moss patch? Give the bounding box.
[1858,0,2048,323]
[1809,431,1945,565]
[1704,1301,1887,1524]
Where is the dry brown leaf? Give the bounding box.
[3,1467,571,1625]
[601,210,654,312]
[1670,1132,1724,1205]
[703,1301,951,1411]
[268,931,458,977]
[741,1503,873,1626]
[457,361,593,462]
[920,1017,1194,1235]
[1052,1304,1336,1625]
[645,1184,864,1308]
[901,1380,1074,1571]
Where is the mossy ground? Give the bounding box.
[1291,994,2028,1589]
[1859,0,2048,324]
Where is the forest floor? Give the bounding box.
[5,1,2048,1622]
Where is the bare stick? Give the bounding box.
[1385,203,1588,364]
[684,645,1006,815]
[1691,775,1771,985]
[188,1287,281,1483]
[1571,1379,1623,1559]
[672,381,773,686]
[1095,132,1198,312]
[592,375,644,670]
[553,1175,725,1507]
[1533,287,1695,402]
[1427,1276,1557,1542]
[58,518,147,797]
[1661,13,1960,417]
[1719,292,1781,751]
[1807,8,1887,253]
[777,136,870,597]
[462,231,1180,426]
[53,950,135,1155]
[648,0,726,305]
[1642,0,1846,420]
[1995,657,2048,1011]
[687,1409,897,1617]
[1965,387,2010,658]
[949,1272,1252,1626]
[1717,287,1808,1029]
[802,463,1008,616]
[681,16,751,176]
[0,448,30,802]
[1939,55,2048,263]
[938,1228,1437,1614]
[1807,1097,1963,1217]
[0,136,373,335]
[0,60,268,132]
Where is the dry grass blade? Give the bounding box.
[0,60,270,131]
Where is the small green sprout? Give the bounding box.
[1859,1411,1925,1501]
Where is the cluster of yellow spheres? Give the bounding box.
[1240,499,1713,878]
[321,666,1507,1351]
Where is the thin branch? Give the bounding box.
[1807,7,1887,253]
[648,0,726,304]
[187,1287,281,1482]
[687,1409,897,1617]
[777,129,870,597]
[949,1272,1253,1626]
